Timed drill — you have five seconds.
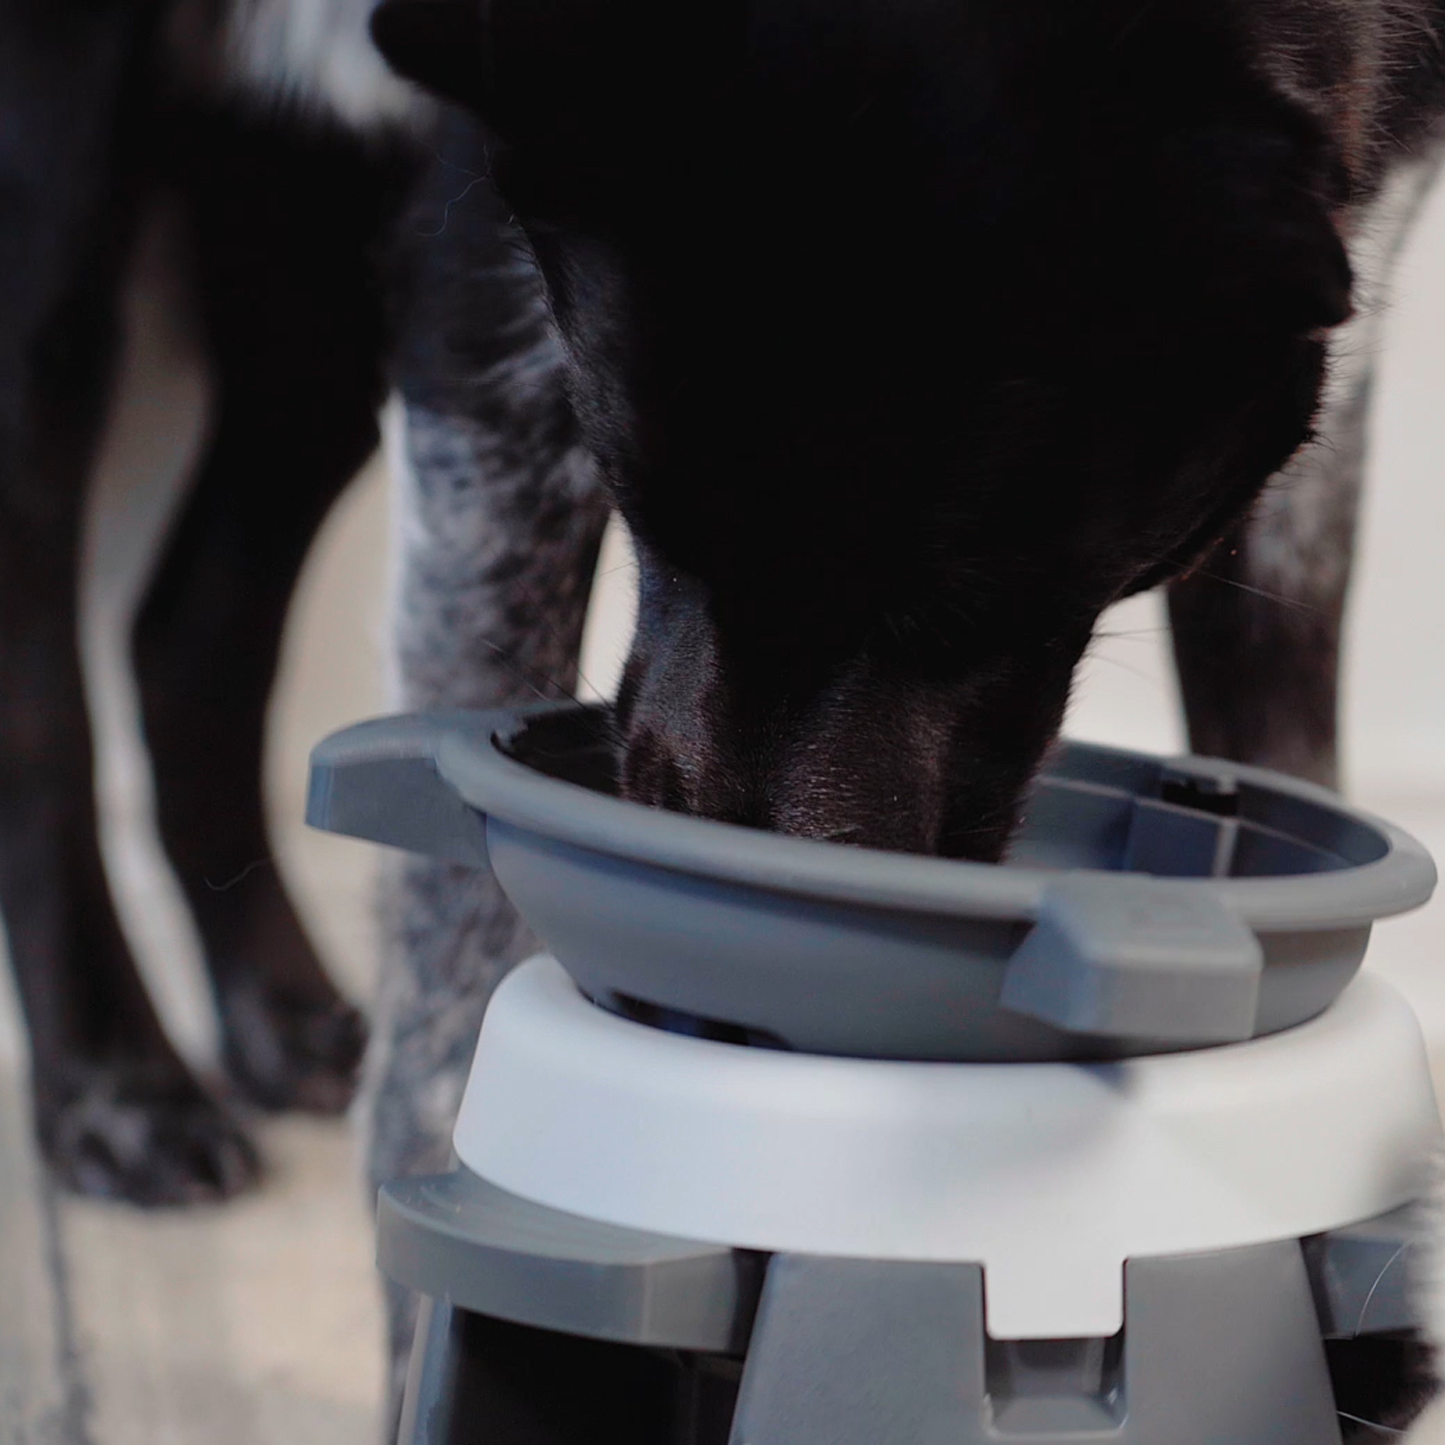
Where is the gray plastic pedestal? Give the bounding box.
[384,1167,1433,1439]
[304,706,1440,1443]
[380,1167,1428,1445]
[733,1246,1334,1445]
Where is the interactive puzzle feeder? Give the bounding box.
[310,703,1441,1445]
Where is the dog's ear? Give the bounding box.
[1247,203,1353,334]
[1094,0,1355,338]
[1163,123,1354,335]
[372,0,712,159]
[370,0,493,112]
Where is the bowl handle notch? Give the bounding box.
[999,875,1264,1045]
[306,711,498,867]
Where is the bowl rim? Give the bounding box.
[433,704,1437,931]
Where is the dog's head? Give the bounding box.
[374,0,1352,859]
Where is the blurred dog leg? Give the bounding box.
[362,115,608,1435]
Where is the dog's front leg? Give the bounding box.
[361,114,610,1435]
[1168,152,1445,792]
[1167,374,1366,789]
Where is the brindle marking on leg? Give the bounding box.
[362,124,608,1431]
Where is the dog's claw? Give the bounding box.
[221,984,368,1115]
[45,1069,261,1206]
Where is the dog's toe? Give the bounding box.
[221,983,368,1116]
[45,1068,261,1206]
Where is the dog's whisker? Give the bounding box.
[1352,1241,1409,1337]
[1337,1410,1405,1436]
[416,175,489,238]
[1091,626,1171,640]
[1192,569,1321,615]
[506,574,605,703]
[474,636,586,707]
[203,858,275,893]
[1085,656,1171,687]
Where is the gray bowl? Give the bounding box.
[307,703,1436,1061]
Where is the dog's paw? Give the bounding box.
[45,1067,260,1206]
[220,981,368,1115]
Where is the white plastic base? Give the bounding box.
[454,956,1442,1339]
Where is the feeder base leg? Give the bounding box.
[728,1242,1341,1445]
[396,1297,722,1445]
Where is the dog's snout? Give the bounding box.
[618,693,961,855]
[618,724,709,817]
[616,640,986,857]
[614,570,1085,863]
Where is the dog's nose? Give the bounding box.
[618,707,953,853]
[617,666,960,857]
[612,562,1066,863]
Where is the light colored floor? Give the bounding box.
[7,170,1445,1442]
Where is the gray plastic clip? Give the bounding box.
[306,711,494,867]
[999,874,1264,1043]
[378,1167,763,1352]
[727,1256,989,1444]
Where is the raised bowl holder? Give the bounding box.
[307,702,1436,1061]
[307,704,1441,1445]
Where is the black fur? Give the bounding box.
[368,5,1445,1429]
[369,108,607,1413]
[1328,1334,1440,1442]
[0,2,414,1200]
[373,0,1402,861]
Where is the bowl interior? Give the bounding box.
[503,704,1387,883]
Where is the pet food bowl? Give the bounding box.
[307,701,1435,1061]
[308,703,1442,1444]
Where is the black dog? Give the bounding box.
[5,0,1445,1436]
[373,0,1444,850]
[370,2,1445,1434]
